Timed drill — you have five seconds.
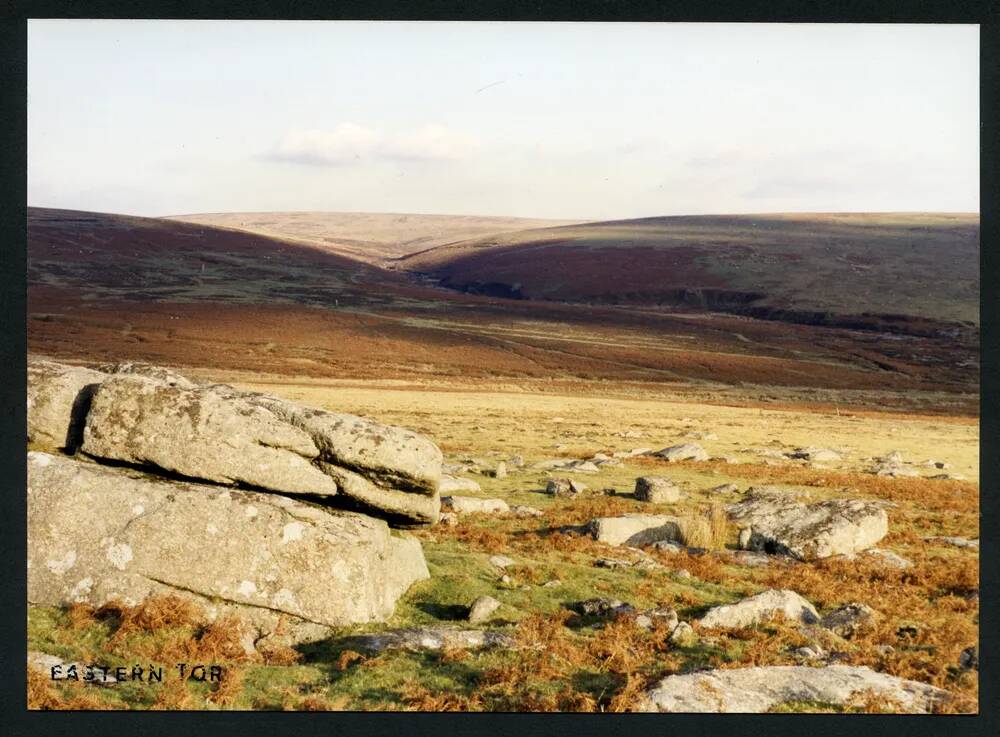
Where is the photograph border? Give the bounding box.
[2,2,996,735]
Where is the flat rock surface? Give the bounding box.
[699,589,819,629]
[634,665,949,713]
[28,452,429,638]
[587,514,682,547]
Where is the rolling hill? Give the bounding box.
[27,207,979,404]
[399,213,980,331]
[165,211,586,264]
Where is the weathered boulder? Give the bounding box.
[27,358,106,453]
[439,475,482,494]
[98,361,199,388]
[467,595,502,623]
[546,478,582,497]
[651,443,709,462]
[634,665,950,713]
[28,452,429,641]
[727,488,888,560]
[441,496,509,514]
[587,514,682,547]
[699,589,819,629]
[79,372,442,524]
[634,476,680,503]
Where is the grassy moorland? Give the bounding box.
[28,375,979,712]
[26,207,979,712]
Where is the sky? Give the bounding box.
[28,21,979,220]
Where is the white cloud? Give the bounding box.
[267,123,477,166]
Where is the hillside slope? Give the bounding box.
[28,207,978,402]
[400,213,980,329]
[166,211,586,264]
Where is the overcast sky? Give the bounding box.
[28,21,979,220]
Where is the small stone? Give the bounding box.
[820,603,882,639]
[959,646,978,671]
[439,512,458,527]
[492,462,508,479]
[652,443,709,462]
[488,555,515,569]
[509,505,544,518]
[673,569,692,580]
[709,483,739,494]
[668,621,696,646]
[467,595,501,624]
[546,478,577,497]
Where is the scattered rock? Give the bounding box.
[594,556,661,571]
[650,540,685,554]
[438,512,458,527]
[634,664,950,713]
[727,488,888,560]
[862,548,913,569]
[668,621,696,646]
[509,504,544,518]
[546,478,580,497]
[441,496,509,515]
[491,462,508,479]
[439,475,482,494]
[634,476,681,503]
[959,646,979,671]
[488,555,515,569]
[672,569,692,580]
[929,473,966,481]
[28,452,429,641]
[635,607,679,632]
[708,483,739,495]
[820,603,882,639]
[344,627,515,654]
[651,443,709,462]
[467,595,502,624]
[586,514,682,547]
[699,589,819,629]
[730,551,776,567]
[571,598,635,618]
[789,448,841,463]
[924,536,979,549]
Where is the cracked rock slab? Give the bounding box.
[634,665,950,713]
[78,368,441,524]
[28,452,429,639]
[727,488,888,560]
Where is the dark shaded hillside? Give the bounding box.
[399,213,980,333]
